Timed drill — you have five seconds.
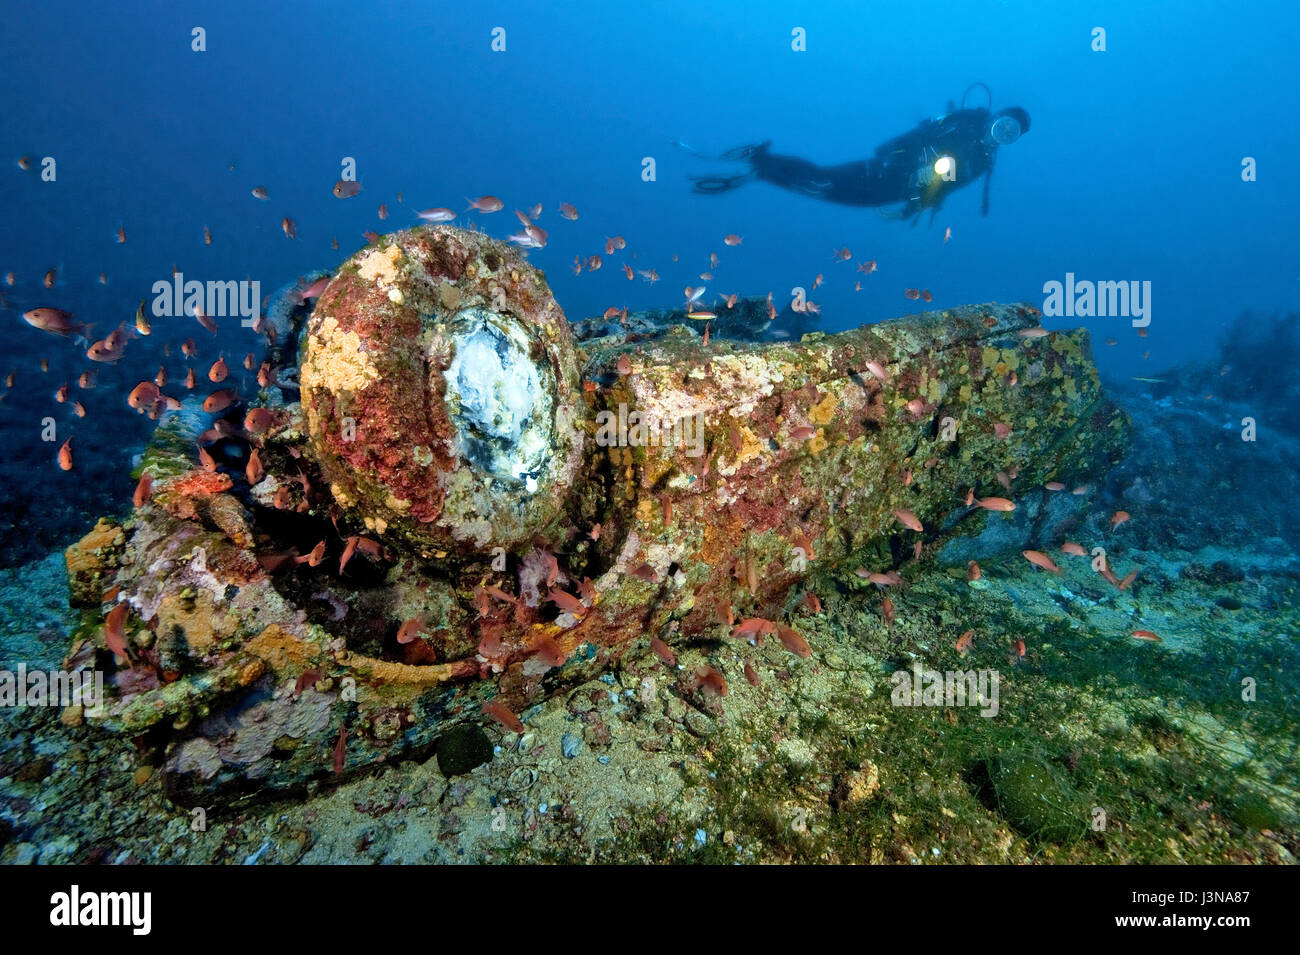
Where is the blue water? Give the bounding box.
[1,0,1297,560]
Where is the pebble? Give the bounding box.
[561,732,582,759]
[507,767,537,791]
[684,711,716,738]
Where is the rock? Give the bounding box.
[561,732,583,759]
[986,749,1088,844]
[683,710,716,738]
[840,762,880,803]
[434,725,492,777]
[14,756,53,784]
[64,519,124,608]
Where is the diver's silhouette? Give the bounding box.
[682,85,1030,224]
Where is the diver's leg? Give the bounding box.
[751,150,841,199]
[690,171,756,194]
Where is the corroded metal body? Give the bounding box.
[62,227,1129,805]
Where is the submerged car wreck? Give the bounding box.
[61,225,1130,806]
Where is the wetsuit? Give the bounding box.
[692,107,1006,221]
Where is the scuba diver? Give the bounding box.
[680,84,1030,224]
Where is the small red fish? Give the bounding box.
[775,624,811,659]
[977,497,1016,512]
[558,202,579,220]
[203,388,237,413]
[649,636,677,667]
[1110,510,1131,528]
[103,603,131,664]
[693,665,728,697]
[57,437,73,471]
[396,615,427,644]
[133,472,153,508]
[723,234,743,246]
[332,725,347,773]
[731,617,776,639]
[1023,550,1063,574]
[955,629,974,655]
[483,700,524,733]
[245,448,264,485]
[893,508,923,532]
[1131,630,1161,642]
[466,195,504,213]
[548,588,586,616]
[296,540,327,567]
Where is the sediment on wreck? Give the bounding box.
[63,225,1130,806]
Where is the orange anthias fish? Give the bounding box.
[1110,510,1131,528]
[1131,630,1161,642]
[396,615,427,644]
[775,624,811,659]
[281,217,296,239]
[548,588,586,616]
[893,508,923,532]
[103,603,132,665]
[295,540,327,567]
[955,629,974,655]
[1060,541,1087,557]
[22,307,94,341]
[977,497,1016,512]
[483,700,525,733]
[133,472,153,508]
[904,288,921,300]
[731,617,776,640]
[558,202,579,220]
[466,195,504,213]
[1023,550,1063,574]
[57,437,73,471]
[203,388,238,412]
[649,636,677,667]
[723,234,743,246]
